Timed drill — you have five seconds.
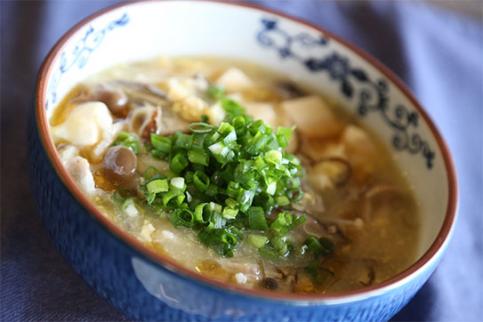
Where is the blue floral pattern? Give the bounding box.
[257,18,435,169]
[46,13,129,109]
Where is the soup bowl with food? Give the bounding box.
[30,1,457,321]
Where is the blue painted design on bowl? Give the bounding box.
[256,18,435,169]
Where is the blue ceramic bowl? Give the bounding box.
[30,1,458,321]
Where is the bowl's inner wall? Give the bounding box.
[42,1,449,261]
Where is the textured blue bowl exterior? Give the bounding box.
[29,115,439,322]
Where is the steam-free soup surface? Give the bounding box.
[50,57,419,294]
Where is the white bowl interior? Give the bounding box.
[43,1,449,261]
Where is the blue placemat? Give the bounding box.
[1,1,482,321]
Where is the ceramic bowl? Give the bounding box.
[30,1,458,321]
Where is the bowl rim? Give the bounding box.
[35,0,458,304]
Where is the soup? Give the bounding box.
[50,57,419,294]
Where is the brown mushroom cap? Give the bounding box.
[103,146,137,181]
[94,87,129,116]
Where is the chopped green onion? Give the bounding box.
[198,227,240,257]
[147,179,169,194]
[146,192,156,205]
[247,234,268,248]
[276,127,293,148]
[248,207,268,230]
[305,236,335,256]
[189,122,214,133]
[137,94,304,258]
[305,236,322,254]
[266,180,277,195]
[265,150,282,165]
[220,98,245,120]
[162,190,180,206]
[238,189,255,212]
[225,198,238,209]
[173,132,193,149]
[193,171,210,192]
[194,203,209,223]
[276,195,290,206]
[150,134,171,154]
[205,184,218,197]
[170,152,189,174]
[222,207,238,219]
[319,238,335,256]
[112,131,141,154]
[188,149,209,166]
[170,177,186,191]
[271,236,289,256]
[143,167,161,180]
[200,114,209,123]
[259,245,279,261]
[208,202,223,215]
[270,211,293,235]
[169,207,194,228]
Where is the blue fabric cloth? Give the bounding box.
[1,1,481,321]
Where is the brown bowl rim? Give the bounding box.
[35,0,458,303]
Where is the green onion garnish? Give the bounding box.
[189,122,215,134]
[146,179,169,194]
[248,207,268,230]
[247,234,268,248]
[137,91,305,259]
[113,131,141,154]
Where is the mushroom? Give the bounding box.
[302,216,327,238]
[127,104,163,139]
[116,80,169,107]
[281,96,344,139]
[260,277,279,290]
[92,87,128,116]
[73,85,129,117]
[102,146,137,187]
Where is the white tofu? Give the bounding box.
[243,102,278,127]
[215,68,253,92]
[52,102,113,147]
[300,137,346,161]
[281,96,343,139]
[341,125,378,178]
[342,125,377,161]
